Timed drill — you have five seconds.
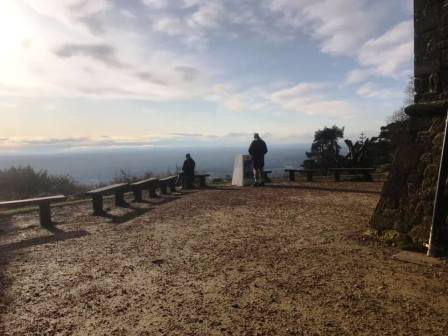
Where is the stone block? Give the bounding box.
[414,202,424,220]
[407,183,417,196]
[442,48,448,67]
[415,0,441,33]
[440,68,448,95]
[421,188,435,201]
[429,118,446,134]
[432,132,444,147]
[414,76,428,101]
[407,117,432,132]
[395,145,425,173]
[232,154,253,187]
[424,163,439,178]
[408,173,423,185]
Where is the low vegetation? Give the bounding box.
[0,166,86,201]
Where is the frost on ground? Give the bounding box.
[1,181,448,336]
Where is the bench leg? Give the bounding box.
[92,195,104,215]
[263,173,271,183]
[149,186,157,198]
[334,171,340,182]
[169,180,176,193]
[115,191,127,207]
[39,202,52,227]
[199,176,206,187]
[364,172,373,181]
[160,184,168,195]
[133,189,142,202]
[306,172,313,182]
[289,171,295,182]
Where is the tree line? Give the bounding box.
[302,77,413,173]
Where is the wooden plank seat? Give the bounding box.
[130,178,159,201]
[285,169,315,182]
[0,195,66,227]
[328,168,375,182]
[86,183,129,215]
[195,174,210,187]
[159,176,177,194]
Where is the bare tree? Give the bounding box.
[403,76,415,107]
[386,76,415,124]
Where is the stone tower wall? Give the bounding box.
[370,0,448,247]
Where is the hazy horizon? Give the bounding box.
[0,144,310,184]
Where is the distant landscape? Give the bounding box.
[0,144,309,185]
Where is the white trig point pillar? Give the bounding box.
[232,154,253,186]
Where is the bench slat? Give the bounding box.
[328,168,375,171]
[131,178,158,187]
[0,195,66,208]
[159,176,177,182]
[285,169,315,172]
[86,183,129,195]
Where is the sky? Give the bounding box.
[0,0,414,153]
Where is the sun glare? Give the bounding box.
[0,0,29,60]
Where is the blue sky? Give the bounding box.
[0,0,413,153]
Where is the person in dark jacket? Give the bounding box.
[181,153,196,189]
[248,133,268,186]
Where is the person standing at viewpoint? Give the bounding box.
[181,153,196,189]
[248,133,268,186]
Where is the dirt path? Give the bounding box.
[1,182,448,335]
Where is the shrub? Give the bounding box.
[0,165,84,201]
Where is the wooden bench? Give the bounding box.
[159,176,177,194]
[0,195,66,227]
[285,169,315,182]
[86,183,129,215]
[195,174,210,187]
[328,168,375,181]
[130,178,159,201]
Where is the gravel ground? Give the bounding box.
[1,181,448,336]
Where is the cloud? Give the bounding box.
[171,132,205,137]
[134,72,168,86]
[0,135,164,153]
[344,20,413,86]
[54,43,127,68]
[0,0,411,121]
[0,103,19,109]
[207,84,262,113]
[356,82,402,99]
[268,0,382,56]
[0,7,207,100]
[268,82,356,118]
[357,20,413,78]
[145,0,413,81]
[23,0,111,26]
[345,68,377,85]
[188,1,224,29]
[268,0,413,81]
[148,1,227,46]
[174,66,201,82]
